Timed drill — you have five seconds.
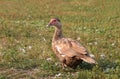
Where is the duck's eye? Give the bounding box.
[52,20,56,23]
[50,19,57,24]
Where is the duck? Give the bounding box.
[47,18,97,69]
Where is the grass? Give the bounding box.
[0,0,120,79]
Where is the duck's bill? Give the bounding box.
[46,23,52,27]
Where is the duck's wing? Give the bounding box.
[68,38,88,54]
[55,38,87,57]
[55,38,97,64]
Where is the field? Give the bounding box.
[0,0,120,79]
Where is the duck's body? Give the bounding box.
[52,37,84,69]
[47,18,97,69]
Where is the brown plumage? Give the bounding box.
[47,18,97,69]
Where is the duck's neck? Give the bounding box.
[52,26,63,42]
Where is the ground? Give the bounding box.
[0,0,120,79]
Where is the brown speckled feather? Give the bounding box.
[47,18,97,69]
[54,38,87,57]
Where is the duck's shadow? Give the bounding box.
[77,62,95,70]
[61,59,119,72]
[61,62,95,72]
[96,59,119,71]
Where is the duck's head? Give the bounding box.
[47,18,62,28]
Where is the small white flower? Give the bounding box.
[14,39,20,43]
[94,41,98,45]
[77,37,80,41]
[100,54,105,59]
[55,73,61,77]
[43,37,46,41]
[111,43,115,46]
[15,21,20,23]
[88,43,92,45]
[46,58,52,61]
[83,27,86,29]
[89,54,95,58]
[19,48,26,53]
[33,68,39,72]
[104,68,110,73]
[21,49,25,53]
[55,62,60,66]
[28,46,32,49]
[96,29,98,32]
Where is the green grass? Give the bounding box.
[0,0,120,79]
